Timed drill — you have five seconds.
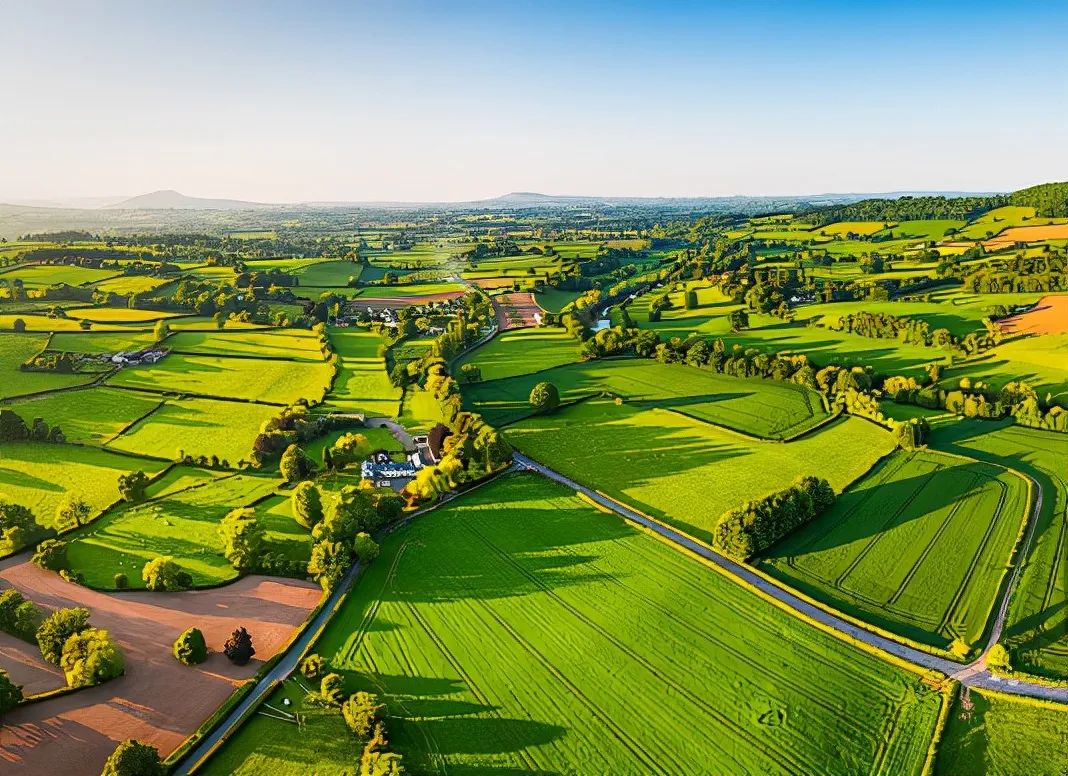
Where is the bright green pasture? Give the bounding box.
[956,206,1036,240]
[90,275,172,295]
[64,471,297,588]
[817,220,889,237]
[533,287,582,312]
[761,449,1030,651]
[464,358,828,439]
[0,264,119,288]
[8,387,162,445]
[504,402,892,542]
[930,421,1068,680]
[935,689,1068,776]
[320,327,400,417]
[948,333,1068,401]
[47,330,157,353]
[106,396,280,464]
[0,442,167,530]
[456,326,580,382]
[67,307,185,322]
[389,336,435,364]
[302,426,403,466]
[204,473,941,776]
[0,333,96,399]
[292,259,363,286]
[358,282,466,298]
[874,220,966,241]
[399,386,444,433]
[107,352,333,405]
[165,329,327,362]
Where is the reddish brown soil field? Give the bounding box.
[494,292,542,330]
[0,557,320,774]
[999,294,1068,336]
[470,277,519,290]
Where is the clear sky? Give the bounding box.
[2,0,1065,203]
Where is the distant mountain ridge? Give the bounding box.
[104,189,273,210]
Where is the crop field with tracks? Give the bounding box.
[321,327,400,417]
[930,421,1068,679]
[456,326,580,381]
[761,450,1030,650]
[204,474,942,776]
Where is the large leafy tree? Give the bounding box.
[36,606,90,664]
[291,481,323,529]
[223,627,255,665]
[218,507,265,572]
[172,627,208,666]
[528,381,560,414]
[101,739,165,776]
[60,627,124,688]
[0,669,23,721]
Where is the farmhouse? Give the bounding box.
[110,348,167,366]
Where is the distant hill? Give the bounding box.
[104,190,272,210]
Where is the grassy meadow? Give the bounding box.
[203,474,942,776]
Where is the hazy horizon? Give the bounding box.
[3,0,1066,203]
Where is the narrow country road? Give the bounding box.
[512,452,1068,704]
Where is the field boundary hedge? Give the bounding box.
[920,680,957,776]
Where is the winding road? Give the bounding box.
[513,452,1068,704]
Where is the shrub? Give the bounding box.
[60,627,124,688]
[0,588,41,641]
[117,471,150,503]
[142,556,188,591]
[354,532,380,565]
[279,443,312,482]
[223,627,255,665]
[987,644,1012,673]
[36,606,90,665]
[0,499,47,554]
[292,481,324,529]
[114,573,128,590]
[528,381,560,414]
[342,691,384,739]
[218,507,265,572]
[300,653,324,680]
[101,739,164,776]
[0,669,23,721]
[172,627,208,666]
[32,538,68,571]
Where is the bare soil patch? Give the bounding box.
[494,292,542,330]
[999,295,1068,336]
[0,557,320,774]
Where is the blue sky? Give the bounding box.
[2,1,1065,202]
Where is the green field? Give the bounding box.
[456,326,580,382]
[0,442,168,531]
[930,421,1068,679]
[761,449,1030,651]
[320,326,400,417]
[934,689,1068,776]
[107,352,333,405]
[0,264,120,288]
[465,358,829,439]
[504,400,893,542]
[0,332,97,399]
[8,387,163,445]
[106,396,280,464]
[166,328,328,361]
[47,330,158,353]
[532,287,582,312]
[64,471,300,588]
[203,473,942,776]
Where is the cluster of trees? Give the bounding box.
[0,596,124,692]
[830,310,998,355]
[142,556,193,591]
[297,662,405,775]
[800,194,1005,227]
[884,376,1068,432]
[961,252,1066,294]
[1009,181,1068,218]
[0,498,50,555]
[0,409,65,445]
[712,476,835,561]
[294,481,390,590]
[20,349,84,373]
[251,404,330,468]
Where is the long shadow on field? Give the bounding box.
[761,458,997,559]
[380,475,638,604]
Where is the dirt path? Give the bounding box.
[513,453,1068,704]
[0,558,320,773]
